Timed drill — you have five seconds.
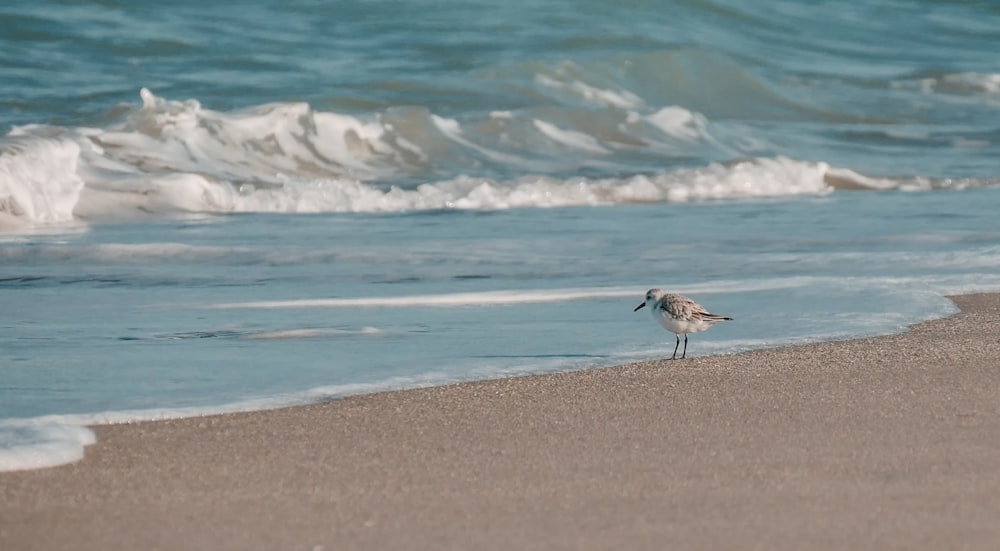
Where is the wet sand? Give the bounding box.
[2,294,999,551]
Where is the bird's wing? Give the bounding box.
[661,294,731,321]
[658,294,696,320]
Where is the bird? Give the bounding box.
[633,288,732,359]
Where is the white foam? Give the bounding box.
[0,144,876,227]
[254,156,831,213]
[928,72,1000,96]
[944,72,1000,94]
[643,106,711,141]
[202,278,821,311]
[429,114,545,170]
[85,88,412,191]
[534,72,644,109]
[0,136,85,226]
[242,326,385,340]
[205,287,641,310]
[0,420,96,472]
[898,72,1000,102]
[532,120,611,154]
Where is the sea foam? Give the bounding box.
[0,420,96,472]
[0,136,85,227]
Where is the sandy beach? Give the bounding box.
[2,293,999,550]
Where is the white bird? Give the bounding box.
[633,288,732,359]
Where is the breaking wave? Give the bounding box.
[2,87,997,230]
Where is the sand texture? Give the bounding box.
[2,294,999,550]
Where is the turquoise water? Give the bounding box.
[2,0,1000,470]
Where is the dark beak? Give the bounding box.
[633,302,646,312]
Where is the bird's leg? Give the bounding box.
[671,334,680,360]
[681,334,688,359]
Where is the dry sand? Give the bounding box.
[2,294,999,551]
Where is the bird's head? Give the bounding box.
[634,288,665,312]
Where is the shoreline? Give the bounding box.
[2,293,999,550]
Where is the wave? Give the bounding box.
[205,287,642,310]
[200,279,825,311]
[938,72,1000,96]
[2,88,997,230]
[895,71,1000,99]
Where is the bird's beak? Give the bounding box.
[633,302,646,312]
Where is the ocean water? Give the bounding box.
[2,0,1000,471]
